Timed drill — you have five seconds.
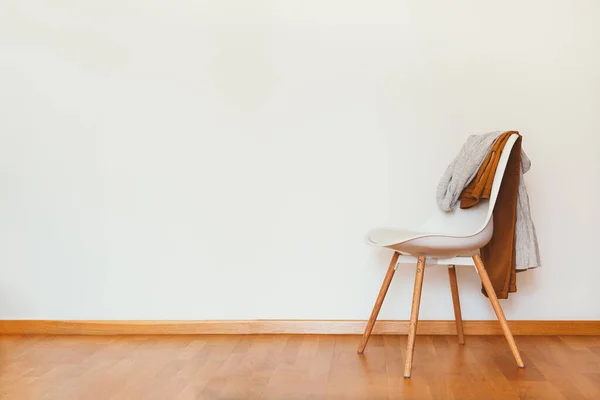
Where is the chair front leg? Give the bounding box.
[404,256,426,378]
[358,251,399,354]
[472,254,524,368]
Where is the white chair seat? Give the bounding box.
[365,221,493,258]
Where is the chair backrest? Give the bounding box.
[418,133,519,237]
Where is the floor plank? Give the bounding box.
[1,334,599,399]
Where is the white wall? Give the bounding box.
[1,0,599,320]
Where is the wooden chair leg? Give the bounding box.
[472,254,525,368]
[448,266,465,345]
[404,256,425,378]
[357,251,399,354]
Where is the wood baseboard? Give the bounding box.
[0,320,599,335]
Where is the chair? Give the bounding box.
[357,133,524,378]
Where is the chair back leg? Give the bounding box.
[472,254,525,368]
[448,266,465,345]
[404,256,426,378]
[357,251,399,354]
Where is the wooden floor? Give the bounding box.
[1,335,599,399]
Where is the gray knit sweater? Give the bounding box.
[436,131,541,270]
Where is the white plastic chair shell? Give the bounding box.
[365,134,519,260]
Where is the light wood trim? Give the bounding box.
[0,320,599,336]
[448,266,465,345]
[473,254,525,368]
[358,251,399,354]
[404,256,426,378]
